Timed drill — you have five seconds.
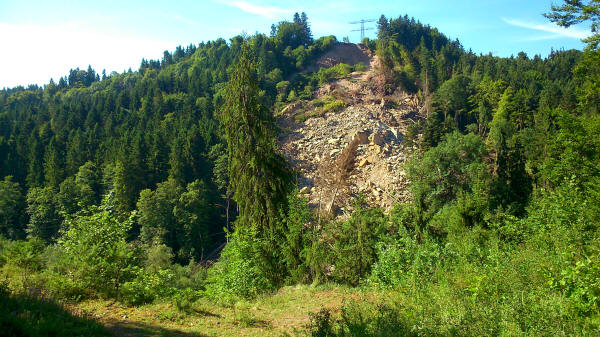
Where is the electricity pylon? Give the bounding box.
[350,19,376,40]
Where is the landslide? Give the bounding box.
[277,43,425,217]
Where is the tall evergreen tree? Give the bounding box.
[220,47,294,284]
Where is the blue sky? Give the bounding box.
[0,0,592,88]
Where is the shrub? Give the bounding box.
[322,100,346,113]
[317,63,353,84]
[205,230,272,303]
[120,268,175,306]
[552,252,600,316]
[312,197,389,286]
[353,62,368,72]
[143,243,174,273]
[369,234,442,289]
[281,192,314,284]
[407,132,490,230]
[172,287,202,313]
[56,199,141,299]
[0,237,46,293]
[170,260,207,290]
[306,302,413,337]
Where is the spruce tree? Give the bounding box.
[220,47,293,284]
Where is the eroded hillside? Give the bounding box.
[278,43,424,216]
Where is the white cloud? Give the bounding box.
[221,1,294,19]
[502,17,591,40]
[0,22,174,88]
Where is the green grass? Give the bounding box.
[71,284,363,337]
[0,287,110,337]
[294,96,346,122]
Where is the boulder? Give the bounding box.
[369,132,385,146]
[353,130,369,144]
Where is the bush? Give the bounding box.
[408,132,490,230]
[170,260,207,290]
[312,197,389,286]
[322,100,346,113]
[317,63,353,84]
[306,303,413,337]
[281,192,314,284]
[0,237,46,293]
[172,287,202,313]
[205,230,272,303]
[120,268,175,306]
[56,200,141,299]
[353,62,368,72]
[369,234,442,289]
[143,243,174,273]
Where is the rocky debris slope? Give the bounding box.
[278,44,423,216]
[304,43,373,73]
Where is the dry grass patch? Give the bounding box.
[72,284,374,337]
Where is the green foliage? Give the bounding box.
[54,197,141,298]
[0,8,599,336]
[120,245,205,306]
[0,176,25,239]
[205,231,272,302]
[120,268,175,306]
[574,48,600,113]
[537,112,600,189]
[138,179,183,246]
[317,63,353,84]
[220,47,294,286]
[553,250,600,316]
[172,287,202,313]
[137,178,214,262]
[545,0,600,50]
[143,243,174,272]
[431,75,474,132]
[320,198,389,286]
[280,192,313,284]
[408,132,489,229]
[0,287,110,337]
[369,234,442,289]
[25,186,62,242]
[307,303,413,337]
[0,238,46,292]
[322,100,346,113]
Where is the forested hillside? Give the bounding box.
[0,13,331,262]
[1,2,600,336]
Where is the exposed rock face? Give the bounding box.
[304,43,373,73]
[278,44,423,217]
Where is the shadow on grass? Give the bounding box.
[0,291,110,337]
[0,290,211,337]
[236,317,272,329]
[194,309,221,318]
[104,319,211,337]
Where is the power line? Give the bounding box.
[349,19,376,40]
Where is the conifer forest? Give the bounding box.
[1,1,600,336]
